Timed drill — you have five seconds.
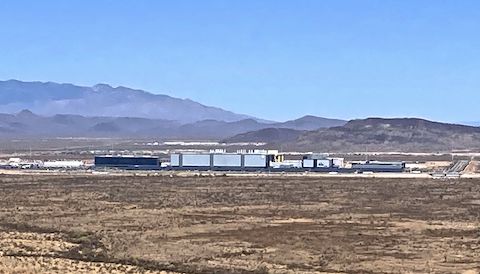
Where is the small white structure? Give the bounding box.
[8,158,22,163]
[272,160,302,169]
[316,159,332,168]
[43,160,84,169]
[7,158,41,169]
[329,158,345,168]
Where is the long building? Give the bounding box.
[351,161,405,172]
[95,156,160,169]
[170,153,273,170]
[93,153,405,173]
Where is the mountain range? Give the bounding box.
[0,109,345,140]
[0,80,252,123]
[0,80,348,138]
[2,79,480,152]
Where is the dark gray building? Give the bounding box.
[95,156,160,169]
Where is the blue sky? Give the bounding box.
[0,0,479,122]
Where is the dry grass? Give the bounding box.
[0,174,479,273]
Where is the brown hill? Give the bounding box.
[223,128,305,144]
[228,118,480,152]
[296,118,480,152]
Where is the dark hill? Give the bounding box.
[227,117,480,152]
[295,118,480,152]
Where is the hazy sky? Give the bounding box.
[0,0,479,122]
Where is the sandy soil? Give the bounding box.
[465,161,480,174]
[0,174,479,273]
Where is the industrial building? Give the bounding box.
[302,158,333,169]
[94,156,160,169]
[351,161,406,172]
[170,152,273,170]
[302,154,343,169]
[169,152,405,173]
[91,151,405,173]
[170,151,351,172]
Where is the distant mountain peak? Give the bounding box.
[298,115,320,120]
[276,115,346,130]
[92,83,113,92]
[16,109,37,118]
